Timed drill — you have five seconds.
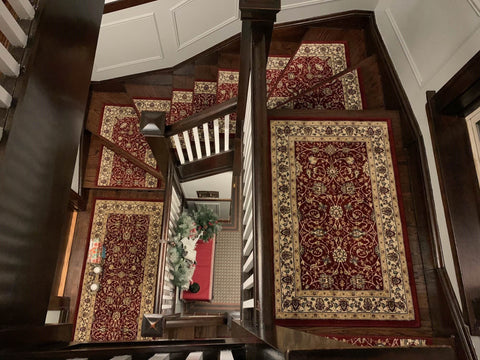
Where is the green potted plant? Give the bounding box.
[192,205,222,242]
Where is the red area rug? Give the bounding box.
[96,105,160,189]
[267,42,348,109]
[270,117,419,326]
[74,199,163,342]
[323,335,431,347]
[279,69,364,111]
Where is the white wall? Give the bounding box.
[92,0,380,81]
[375,0,480,352]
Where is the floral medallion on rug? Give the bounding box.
[74,199,163,342]
[96,105,160,189]
[270,117,419,326]
[267,42,349,109]
[280,69,364,111]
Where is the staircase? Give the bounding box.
[68,8,462,360]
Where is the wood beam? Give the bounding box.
[178,150,234,182]
[88,130,164,181]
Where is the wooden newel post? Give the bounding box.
[140,111,171,182]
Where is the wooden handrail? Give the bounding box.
[165,97,237,137]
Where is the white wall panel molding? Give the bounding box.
[170,0,239,50]
[384,7,423,87]
[94,12,164,73]
[281,0,337,10]
[466,0,480,16]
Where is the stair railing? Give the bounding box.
[140,98,237,182]
[236,2,280,331]
[0,0,35,112]
[156,160,185,315]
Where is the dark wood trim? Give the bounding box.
[104,0,155,14]
[0,324,73,349]
[434,51,480,117]
[178,150,234,182]
[0,0,103,331]
[88,130,164,181]
[7,339,247,359]
[250,20,275,329]
[165,98,237,137]
[139,110,171,180]
[437,268,478,360]
[156,161,174,313]
[427,87,480,336]
[68,189,86,212]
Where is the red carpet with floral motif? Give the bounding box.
[279,69,364,111]
[323,335,431,347]
[96,105,160,189]
[267,42,348,109]
[74,199,163,342]
[270,117,419,326]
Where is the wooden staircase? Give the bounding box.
[68,7,463,360]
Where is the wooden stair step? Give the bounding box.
[218,52,240,69]
[302,26,367,66]
[125,83,172,100]
[194,64,218,82]
[269,25,309,56]
[86,91,132,132]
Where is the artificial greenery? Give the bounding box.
[193,205,222,242]
[167,206,222,290]
[168,213,198,290]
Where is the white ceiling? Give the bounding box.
[92,0,379,81]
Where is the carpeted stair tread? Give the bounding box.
[132,97,171,117]
[169,89,194,125]
[302,27,367,66]
[273,55,384,111]
[266,55,291,94]
[276,68,364,111]
[267,41,349,108]
[93,105,161,190]
[193,80,217,113]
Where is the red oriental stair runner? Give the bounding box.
[181,237,216,302]
[96,105,161,189]
[74,199,163,342]
[270,117,419,326]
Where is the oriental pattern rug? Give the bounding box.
[270,117,419,326]
[96,105,160,189]
[74,199,163,342]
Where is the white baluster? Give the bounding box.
[172,134,185,164]
[0,1,27,47]
[203,122,211,156]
